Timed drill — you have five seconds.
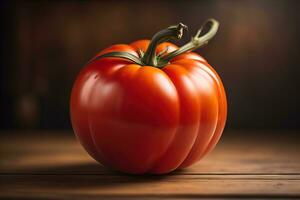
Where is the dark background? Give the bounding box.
[1,0,300,130]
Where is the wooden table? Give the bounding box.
[1,130,299,199]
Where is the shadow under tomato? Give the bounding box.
[8,162,175,190]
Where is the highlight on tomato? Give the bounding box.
[70,19,227,174]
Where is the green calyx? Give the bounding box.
[90,19,219,68]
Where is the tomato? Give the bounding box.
[70,19,227,174]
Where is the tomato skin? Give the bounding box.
[70,40,227,174]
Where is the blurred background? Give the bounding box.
[0,0,299,131]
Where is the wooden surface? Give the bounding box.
[0,130,299,199]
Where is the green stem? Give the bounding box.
[87,19,219,68]
[141,23,187,66]
[159,19,219,65]
[87,51,143,65]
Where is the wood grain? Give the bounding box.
[0,130,299,199]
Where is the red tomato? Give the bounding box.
[70,19,227,174]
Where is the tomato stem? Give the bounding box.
[141,23,187,66]
[159,19,219,65]
[88,19,219,68]
[87,51,143,66]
